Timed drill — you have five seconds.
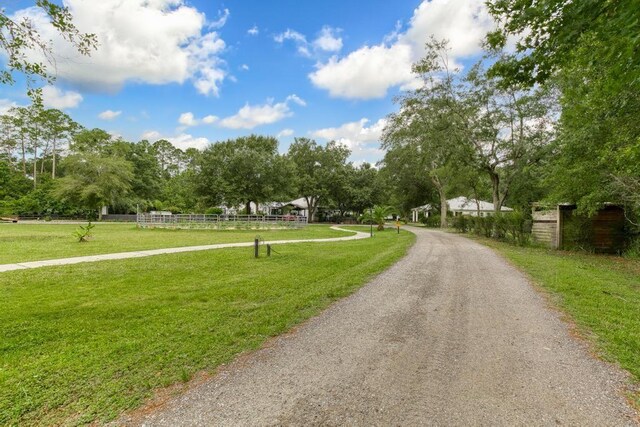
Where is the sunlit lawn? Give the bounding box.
[0,222,351,264]
[0,227,415,425]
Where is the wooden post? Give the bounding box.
[556,205,563,250]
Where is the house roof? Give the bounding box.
[412,196,513,212]
[286,197,309,209]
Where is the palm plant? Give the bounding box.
[362,205,395,231]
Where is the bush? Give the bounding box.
[466,212,531,245]
[452,215,469,233]
[624,236,640,259]
[562,212,594,251]
[421,214,441,228]
[205,207,224,215]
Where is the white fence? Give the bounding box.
[136,213,308,229]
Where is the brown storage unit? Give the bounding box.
[532,204,627,254]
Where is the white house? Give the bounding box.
[411,196,513,222]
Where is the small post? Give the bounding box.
[369,207,373,237]
[267,244,271,257]
[254,238,259,258]
[396,219,401,234]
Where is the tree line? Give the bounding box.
[1,0,638,229]
[381,0,640,229]
[0,107,387,221]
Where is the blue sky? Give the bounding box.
[0,0,495,164]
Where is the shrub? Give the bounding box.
[452,215,469,233]
[624,235,640,259]
[74,222,95,242]
[419,214,439,228]
[205,207,224,215]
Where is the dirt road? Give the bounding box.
[125,227,637,426]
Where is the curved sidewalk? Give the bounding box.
[0,227,370,273]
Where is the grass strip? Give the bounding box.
[478,238,640,406]
[0,227,414,425]
[0,223,350,264]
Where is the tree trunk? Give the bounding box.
[439,189,448,228]
[245,201,252,215]
[431,176,448,228]
[52,138,57,179]
[489,171,501,214]
[305,196,318,222]
[21,138,26,176]
[33,145,37,189]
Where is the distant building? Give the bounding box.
[411,196,513,222]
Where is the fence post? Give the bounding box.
[254,238,259,258]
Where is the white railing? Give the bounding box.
[136,213,308,229]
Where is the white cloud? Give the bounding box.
[141,130,210,150]
[309,0,495,99]
[286,94,307,107]
[247,25,259,36]
[240,64,250,71]
[98,110,122,120]
[208,8,229,29]
[274,29,307,44]
[311,118,387,162]
[400,0,494,59]
[141,130,161,140]
[11,1,228,96]
[168,133,210,150]
[41,86,83,109]
[178,112,198,127]
[0,99,20,115]
[202,114,218,124]
[311,118,387,143]
[274,29,311,57]
[277,128,294,138]
[309,44,420,99]
[219,95,305,130]
[313,26,342,52]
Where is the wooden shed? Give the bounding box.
[532,204,627,253]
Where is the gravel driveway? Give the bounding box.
[123,227,638,426]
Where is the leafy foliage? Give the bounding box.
[0,0,97,98]
[73,221,94,242]
[197,135,293,213]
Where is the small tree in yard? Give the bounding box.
[362,205,395,231]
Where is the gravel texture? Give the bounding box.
[121,227,638,426]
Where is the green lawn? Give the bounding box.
[479,238,640,406]
[0,223,351,264]
[0,227,415,426]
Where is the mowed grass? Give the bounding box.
[0,227,415,426]
[0,223,351,264]
[480,239,640,405]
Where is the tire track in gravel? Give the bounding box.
[120,227,638,426]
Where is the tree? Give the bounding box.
[383,40,470,227]
[53,153,133,219]
[487,0,640,216]
[328,162,385,217]
[361,205,395,231]
[39,108,78,179]
[70,128,113,154]
[287,138,350,222]
[460,65,555,213]
[197,135,293,213]
[0,1,97,97]
[486,0,639,88]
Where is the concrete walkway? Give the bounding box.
[0,226,370,273]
